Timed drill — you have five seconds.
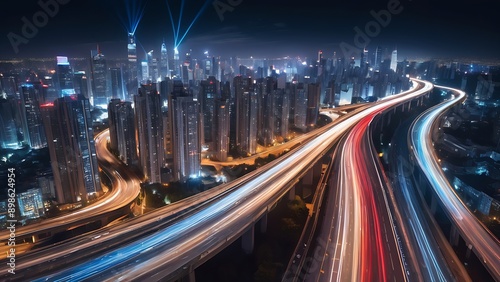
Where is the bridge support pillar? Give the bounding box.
[242,225,255,254]
[449,225,460,247]
[260,213,268,234]
[180,270,196,282]
[303,169,314,186]
[289,186,296,200]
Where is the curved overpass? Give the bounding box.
[302,80,434,282]
[0,130,141,248]
[410,85,500,280]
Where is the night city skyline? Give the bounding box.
[0,0,499,60]
[1,0,500,281]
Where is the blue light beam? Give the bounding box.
[175,0,185,47]
[123,0,148,35]
[165,0,178,46]
[176,0,211,48]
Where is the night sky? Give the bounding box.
[0,0,499,60]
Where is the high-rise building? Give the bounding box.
[160,41,169,79]
[40,95,101,204]
[185,49,193,69]
[90,47,108,107]
[108,99,138,166]
[20,84,47,149]
[110,67,125,101]
[293,83,307,131]
[134,84,164,183]
[390,49,398,72]
[170,81,201,181]
[274,88,289,140]
[181,65,190,85]
[213,98,230,161]
[306,83,321,129]
[73,71,89,99]
[257,77,276,146]
[126,33,138,100]
[141,60,149,84]
[173,47,180,78]
[234,76,258,155]
[146,50,158,82]
[159,77,173,111]
[200,76,219,145]
[0,97,21,149]
[204,58,212,78]
[339,83,354,106]
[0,76,18,98]
[373,46,383,70]
[56,56,75,96]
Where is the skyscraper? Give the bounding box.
[73,71,89,99]
[56,56,75,96]
[306,83,321,129]
[173,47,180,78]
[200,76,219,146]
[90,47,108,107]
[257,77,276,146]
[41,95,101,204]
[170,81,201,181]
[390,49,398,72]
[108,99,138,166]
[274,88,289,140]
[127,33,138,100]
[20,84,47,149]
[373,46,383,70]
[234,76,258,155]
[213,98,230,161]
[134,84,164,183]
[141,60,149,84]
[293,83,307,131]
[160,40,169,79]
[146,50,158,82]
[0,97,21,149]
[110,67,125,101]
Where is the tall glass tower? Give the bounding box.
[160,40,169,79]
[134,84,164,183]
[173,47,180,78]
[390,49,398,72]
[20,84,47,149]
[170,81,200,182]
[127,33,138,100]
[90,47,108,107]
[56,56,75,97]
[41,95,101,204]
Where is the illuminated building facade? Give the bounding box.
[134,84,164,183]
[41,95,101,204]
